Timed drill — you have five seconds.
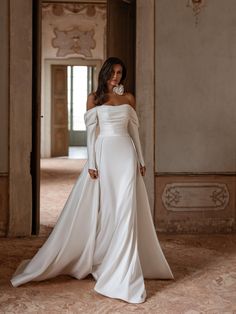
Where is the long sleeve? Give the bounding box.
[84,107,98,170]
[128,108,145,167]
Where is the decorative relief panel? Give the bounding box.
[52,27,96,57]
[162,183,229,211]
[42,3,106,19]
[42,3,106,59]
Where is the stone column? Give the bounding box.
[8,0,32,236]
[136,0,155,216]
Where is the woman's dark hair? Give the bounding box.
[94,57,127,106]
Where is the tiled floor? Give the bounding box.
[2,234,236,313]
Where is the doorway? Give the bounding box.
[41,61,100,233]
[48,61,100,158]
[32,0,136,235]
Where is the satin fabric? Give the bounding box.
[10,104,173,304]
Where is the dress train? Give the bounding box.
[11,104,173,304]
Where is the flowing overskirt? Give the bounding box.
[11,134,173,303]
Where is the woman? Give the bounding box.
[10,57,174,303]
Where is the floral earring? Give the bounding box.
[113,84,124,95]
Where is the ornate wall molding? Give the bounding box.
[162,182,229,211]
[42,3,106,19]
[42,3,106,59]
[52,27,96,57]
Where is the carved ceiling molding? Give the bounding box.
[42,3,106,19]
[52,27,96,57]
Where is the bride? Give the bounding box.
[10,57,174,303]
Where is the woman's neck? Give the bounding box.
[107,85,114,93]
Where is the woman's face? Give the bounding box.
[107,64,123,87]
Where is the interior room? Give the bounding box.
[40,2,105,231]
[0,0,235,312]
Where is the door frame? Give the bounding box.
[31,0,42,235]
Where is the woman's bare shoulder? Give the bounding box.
[86,92,97,110]
[125,92,136,110]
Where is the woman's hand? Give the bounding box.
[88,169,99,179]
[140,165,146,176]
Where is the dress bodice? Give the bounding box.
[84,103,145,168]
[97,104,131,137]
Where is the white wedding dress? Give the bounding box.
[11,104,173,303]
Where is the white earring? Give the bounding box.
[113,84,124,95]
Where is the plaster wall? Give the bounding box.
[154,0,236,232]
[155,0,236,173]
[136,0,155,215]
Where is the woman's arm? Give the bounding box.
[84,94,98,179]
[86,93,96,110]
[127,93,146,176]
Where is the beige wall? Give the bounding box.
[136,0,155,215]
[155,0,236,173]
[154,0,236,232]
